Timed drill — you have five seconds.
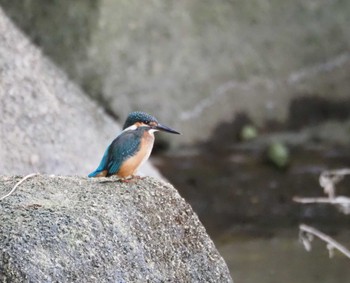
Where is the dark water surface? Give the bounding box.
[155,144,350,236]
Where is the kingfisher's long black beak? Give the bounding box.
[155,123,180,134]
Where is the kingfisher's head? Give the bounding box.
[123,111,180,134]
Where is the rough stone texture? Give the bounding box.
[0,175,233,282]
[0,7,161,178]
[1,0,350,144]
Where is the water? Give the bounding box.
[154,135,350,282]
[217,229,350,283]
[155,144,350,236]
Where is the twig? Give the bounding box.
[294,196,350,215]
[299,224,350,259]
[293,196,350,204]
[0,173,39,201]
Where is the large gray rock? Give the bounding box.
[0,175,233,282]
[1,1,350,144]
[0,7,160,178]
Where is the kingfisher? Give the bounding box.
[88,111,180,179]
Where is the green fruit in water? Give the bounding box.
[240,125,258,141]
[267,142,290,168]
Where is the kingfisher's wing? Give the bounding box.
[105,130,141,176]
[88,130,142,177]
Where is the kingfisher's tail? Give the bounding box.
[88,170,98,178]
[88,145,110,178]
[88,169,107,178]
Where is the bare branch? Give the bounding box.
[0,173,39,201]
[299,224,350,259]
[293,196,350,204]
[293,196,350,214]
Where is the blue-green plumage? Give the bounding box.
[88,111,180,178]
[88,128,145,177]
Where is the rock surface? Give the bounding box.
[0,7,160,178]
[1,1,350,144]
[0,175,233,282]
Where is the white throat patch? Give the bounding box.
[148,129,158,134]
[122,124,138,132]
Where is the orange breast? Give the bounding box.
[117,131,155,178]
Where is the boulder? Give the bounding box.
[0,7,160,178]
[0,175,233,282]
[1,1,350,144]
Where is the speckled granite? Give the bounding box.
[0,175,233,282]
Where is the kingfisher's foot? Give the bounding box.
[119,179,134,183]
[92,175,119,183]
[132,175,145,180]
[119,175,144,183]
